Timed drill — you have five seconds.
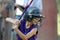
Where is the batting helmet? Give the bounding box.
[24,7,44,22]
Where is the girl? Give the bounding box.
[6,7,44,40]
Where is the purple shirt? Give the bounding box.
[17,20,38,40]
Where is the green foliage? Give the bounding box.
[57,0,60,40]
[57,13,60,35]
[57,0,60,13]
[58,35,60,40]
[56,0,60,4]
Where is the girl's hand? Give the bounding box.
[12,24,18,29]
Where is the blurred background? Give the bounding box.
[0,0,60,40]
[57,0,60,40]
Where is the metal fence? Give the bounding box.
[0,0,16,40]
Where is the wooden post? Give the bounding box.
[37,0,58,40]
[0,0,15,40]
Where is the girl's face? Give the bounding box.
[32,17,40,25]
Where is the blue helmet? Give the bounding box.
[24,7,44,22]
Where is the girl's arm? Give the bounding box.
[5,18,27,40]
[13,25,27,40]
[25,28,37,39]
[13,25,37,39]
[5,18,37,39]
[6,18,20,25]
